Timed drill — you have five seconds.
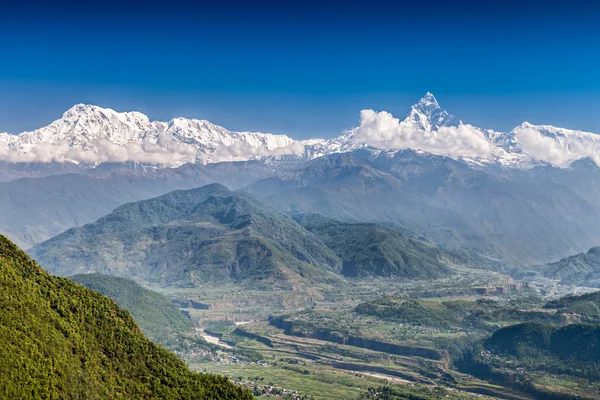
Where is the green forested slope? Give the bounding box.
[0,235,252,399]
[294,213,452,278]
[482,322,600,379]
[69,273,193,341]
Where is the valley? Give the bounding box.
[140,268,599,399]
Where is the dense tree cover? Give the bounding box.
[482,322,600,380]
[294,213,452,279]
[355,297,556,331]
[355,298,460,329]
[69,273,193,341]
[545,290,600,320]
[0,235,253,399]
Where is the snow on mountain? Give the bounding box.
[403,92,462,130]
[509,122,600,167]
[343,94,600,169]
[0,104,308,165]
[0,94,599,169]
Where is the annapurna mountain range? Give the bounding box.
[1,93,599,169]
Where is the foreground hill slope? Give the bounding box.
[0,235,252,399]
[31,184,343,288]
[69,273,193,341]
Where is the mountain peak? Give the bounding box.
[405,93,461,130]
[415,92,440,110]
[62,103,100,119]
[61,104,151,125]
[519,121,535,129]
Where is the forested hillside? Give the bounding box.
[0,235,252,399]
[69,273,193,341]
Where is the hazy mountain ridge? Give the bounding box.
[244,150,600,265]
[0,160,287,248]
[29,184,463,287]
[513,246,600,286]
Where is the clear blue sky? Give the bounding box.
[1,0,599,138]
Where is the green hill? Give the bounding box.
[31,185,465,287]
[294,213,452,278]
[484,322,600,366]
[31,184,342,288]
[69,273,193,341]
[0,235,252,399]
[544,290,600,321]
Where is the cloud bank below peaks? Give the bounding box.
[0,133,199,165]
[513,124,600,168]
[353,109,497,160]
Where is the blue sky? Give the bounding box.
[1,0,599,138]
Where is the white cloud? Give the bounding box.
[0,132,306,165]
[514,126,600,168]
[353,109,497,160]
[0,137,198,166]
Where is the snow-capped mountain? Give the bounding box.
[403,92,462,130]
[0,104,308,166]
[1,94,599,169]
